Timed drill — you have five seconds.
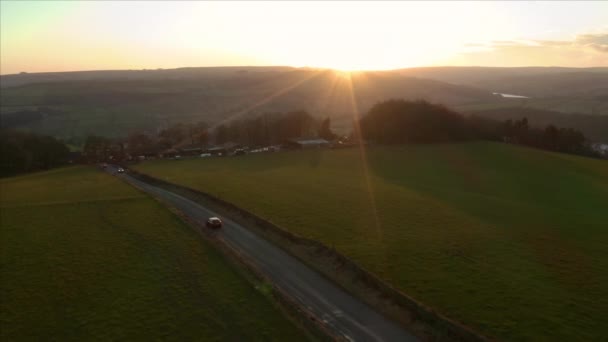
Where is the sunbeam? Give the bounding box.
[317,71,341,117]
[345,73,384,243]
[210,69,325,130]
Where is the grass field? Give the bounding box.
[134,142,608,341]
[0,167,307,341]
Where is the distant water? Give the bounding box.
[493,92,530,99]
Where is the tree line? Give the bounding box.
[0,129,70,177]
[358,99,599,157]
[214,111,336,146]
[3,98,600,176]
[81,111,337,163]
[77,100,606,163]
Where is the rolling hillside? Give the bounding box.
[133,142,608,341]
[0,166,308,340]
[0,68,494,139]
[399,66,608,96]
[1,66,607,141]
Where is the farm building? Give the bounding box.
[179,146,204,156]
[284,138,330,149]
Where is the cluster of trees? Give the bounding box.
[80,111,337,163]
[359,99,597,157]
[499,118,587,154]
[472,107,608,142]
[158,122,209,149]
[82,135,115,163]
[465,116,591,155]
[82,121,211,162]
[0,107,65,128]
[0,129,69,177]
[359,99,475,143]
[214,111,336,146]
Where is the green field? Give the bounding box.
[0,167,307,340]
[134,142,608,341]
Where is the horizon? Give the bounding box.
[3,64,608,77]
[1,1,607,75]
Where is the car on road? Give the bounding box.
[206,217,223,229]
[117,167,125,173]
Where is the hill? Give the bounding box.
[399,66,608,95]
[133,142,608,341]
[0,68,495,139]
[1,66,606,141]
[0,166,307,340]
[400,67,608,121]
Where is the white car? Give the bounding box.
[206,217,223,229]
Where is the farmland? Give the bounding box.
[0,167,307,340]
[134,142,608,341]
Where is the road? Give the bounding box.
[109,166,418,342]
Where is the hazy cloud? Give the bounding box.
[454,32,608,67]
[491,33,608,53]
[576,33,608,53]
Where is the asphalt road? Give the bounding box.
[109,166,418,342]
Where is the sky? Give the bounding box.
[1,1,607,74]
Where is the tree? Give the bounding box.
[197,129,209,146]
[544,125,559,150]
[1,129,69,176]
[187,121,209,145]
[359,99,472,143]
[83,135,111,162]
[127,132,153,155]
[215,124,229,145]
[318,117,337,141]
[158,124,186,147]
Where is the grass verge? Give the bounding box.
[0,166,308,341]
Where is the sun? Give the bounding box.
[333,69,353,79]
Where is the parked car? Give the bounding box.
[232,149,246,156]
[200,153,212,158]
[206,217,223,229]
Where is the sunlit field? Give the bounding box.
[135,142,608,341]
[0,167,307,340]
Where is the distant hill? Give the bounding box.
[1,66,606,141]
[0,66,294,88]
[399,66,608,100]
[0,68,495,139]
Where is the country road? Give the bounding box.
[108,166,418,342]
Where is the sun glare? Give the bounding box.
[1,1,607,74]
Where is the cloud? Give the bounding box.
[492,33,608,53]
[576,33,608,53]
[453,32,608,67]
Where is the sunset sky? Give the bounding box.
[1,1,607,75]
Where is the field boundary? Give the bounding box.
[126,167,492,342]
